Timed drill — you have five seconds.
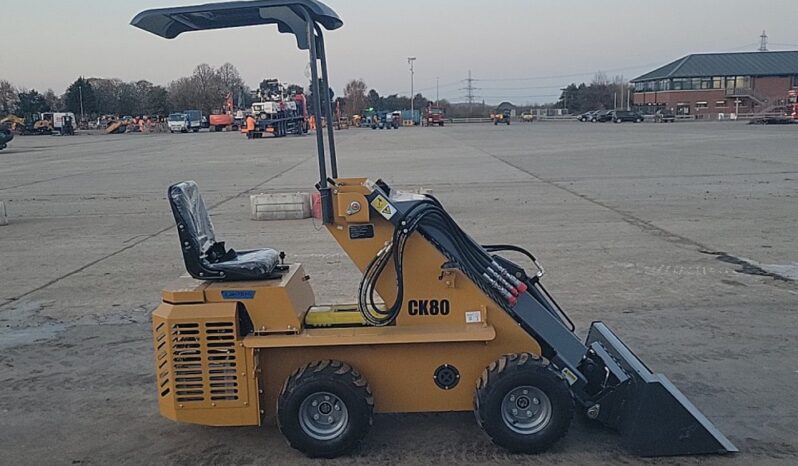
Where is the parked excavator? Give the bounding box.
[132,0,737,459]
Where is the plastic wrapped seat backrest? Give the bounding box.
[169,180,216,257]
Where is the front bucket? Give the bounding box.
[586,322,738,456]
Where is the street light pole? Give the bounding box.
[408,57,416,123]
[79,84,85,121]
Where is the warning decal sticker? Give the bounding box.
[371,195,396,220]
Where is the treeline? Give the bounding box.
[0,63,253,119]
[341,79,445,116]
[557,73,633,113]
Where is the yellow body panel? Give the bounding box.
[204,264,315,334]
[161,276,207,304]
[152,178,543,425]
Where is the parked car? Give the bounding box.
[591,110,613,122]
[654,109,676,123]
[577,111,596,122]
[610,110,644,123]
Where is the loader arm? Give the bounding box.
[351,180,737,456]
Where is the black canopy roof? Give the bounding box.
[130,0,342,49]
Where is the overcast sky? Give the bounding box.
[2,0,796,104]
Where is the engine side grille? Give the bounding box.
[159,320,244,405]
[206,322,239,401]
[152,301,259,426]
[172,322,205,402]
[154,321,172,398]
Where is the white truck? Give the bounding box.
[167,113,189,133]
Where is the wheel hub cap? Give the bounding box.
[299,392,348,441]
[501,386,552,435]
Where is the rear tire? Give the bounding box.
[278,360,374,458]
[475,353,573,454]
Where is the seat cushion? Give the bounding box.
[206,248,281,281]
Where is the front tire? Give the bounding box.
[278,360,374,458]
[475,353,573,454]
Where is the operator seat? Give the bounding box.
[168,181,283,281]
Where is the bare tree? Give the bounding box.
[192,64,225,113]
[343,79,368,115]
[217,63,243,92]
[168,77,197,112]
[592,71,610,86]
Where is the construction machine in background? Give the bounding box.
[492,109,511,125]
[210,93,240,132]
[424,107,445,127]
[209,114,235,132]
[0,115,25,132]
[14,113,54,135]
[250,80,308,137]
[0,123,13,150]
[132,0,737,460]
[41,112,77,135]
[788,89,798,120]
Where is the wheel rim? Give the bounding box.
[298,391,349,441]
[501,386,552,435]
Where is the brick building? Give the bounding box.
[631,51,798,119]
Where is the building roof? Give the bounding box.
[496,101,517,109]
[632,51,798,82]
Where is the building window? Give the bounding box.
[736,76,751,89]
[715,100,727,108]
[696,102,708,109]
[791,75,798,88]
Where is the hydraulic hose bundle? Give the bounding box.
[357,196,527,326]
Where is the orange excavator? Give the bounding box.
[210,94,237,132]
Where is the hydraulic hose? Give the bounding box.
[357,196,530,326]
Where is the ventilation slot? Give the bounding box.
[172,323,204,402]
[206,322,239,401]
[154,321,171,398]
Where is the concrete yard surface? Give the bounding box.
[0,121,797,465]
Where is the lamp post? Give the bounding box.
[79,84,85,121]
[408,57,416,124]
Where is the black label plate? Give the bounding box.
[349,224,375,240]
